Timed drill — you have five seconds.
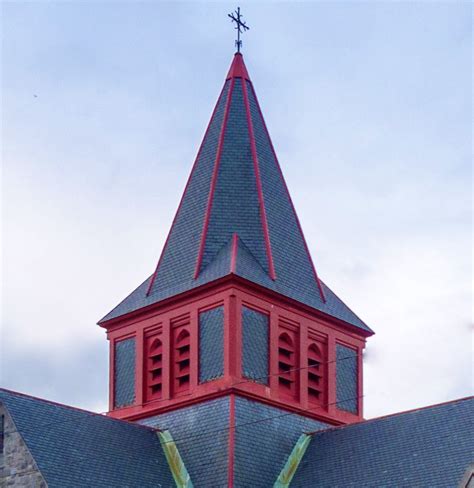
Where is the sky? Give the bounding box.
[1,1,472,418]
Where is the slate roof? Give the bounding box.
[0,388,175,488]
[292,396,474,488]
[2,388,472,487]
[100,53,373,335]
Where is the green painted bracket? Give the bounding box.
[157,430,193,488]
[274,434,312,488]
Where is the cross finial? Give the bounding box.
[228,7,249,53]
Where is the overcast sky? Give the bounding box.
[2,1,472,418]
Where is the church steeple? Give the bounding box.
[100,53,372,425]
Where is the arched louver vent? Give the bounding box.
[172,328,191,395]
[278,331,298,399]
[307,342,326,406]
[145,336,163,401]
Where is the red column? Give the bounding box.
[136,327,144,407]
[226,291,239,380]
[108,337,115,412]
[327,332,336,416]
[162,317,171,400]
[299,320,308,410]
[269,309,279,395]
[190,308,199,388]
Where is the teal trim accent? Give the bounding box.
[273,434,312,488]
[157,430,193,488]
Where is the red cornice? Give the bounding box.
[108,388,348,426]
[146,82,228,296]
[242,77,277,280]
[247,82,327,303]
[100,274,373,339]
[194,77,236,279]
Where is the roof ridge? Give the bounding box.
[307,395,474,436]
[319,279,371,332]
[235,235,271,277]
[194,76,236,279]
[147,82,230,296]
[0,387,160,433]
[241,76,276,280]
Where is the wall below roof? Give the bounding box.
[0,405,47,488]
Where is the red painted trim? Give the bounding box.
[227,394,236,488]
[230,233,238,274]
[326,332,337,416]
[242,79,277,280]
[194,77,236,279]
[190,309,199,390]
[248,82,326,302]
[358,344,364,416]
[108,338,114,412]
[146,82,228,296]
[136,328,144,407]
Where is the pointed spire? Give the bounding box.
[100,54,372,335]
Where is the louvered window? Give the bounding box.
[172,328,191,395]
[278,332,298,398]
[145,335,163,402]
[307,341,326,406]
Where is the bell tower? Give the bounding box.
[99,53,373,429]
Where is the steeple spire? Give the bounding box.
[100,53,371,335]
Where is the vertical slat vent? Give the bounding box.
[307,340,326,407]
[145,334,163,401]
[278,331,298,399]
[172,327,191,395]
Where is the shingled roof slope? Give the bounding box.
[292,396,474,487]
[100,54,372,334]
[0,388,175,488]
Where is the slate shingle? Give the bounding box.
[114,337,136,408]
[199,306,225,383]
[292,396,474,488]
[140,397,230,488]
[241,306,269,384]
[0,388,175,488]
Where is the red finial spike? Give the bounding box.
[226,53,251,81]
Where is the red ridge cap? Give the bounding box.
[306,395,474,436]
[146,82,227,296]
[194,77,236,279]
[226,53,251,81]
[242,79,277,280]
[248,82,327,303]
[0,387,161,433]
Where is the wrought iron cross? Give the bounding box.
[228,7,249,53]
